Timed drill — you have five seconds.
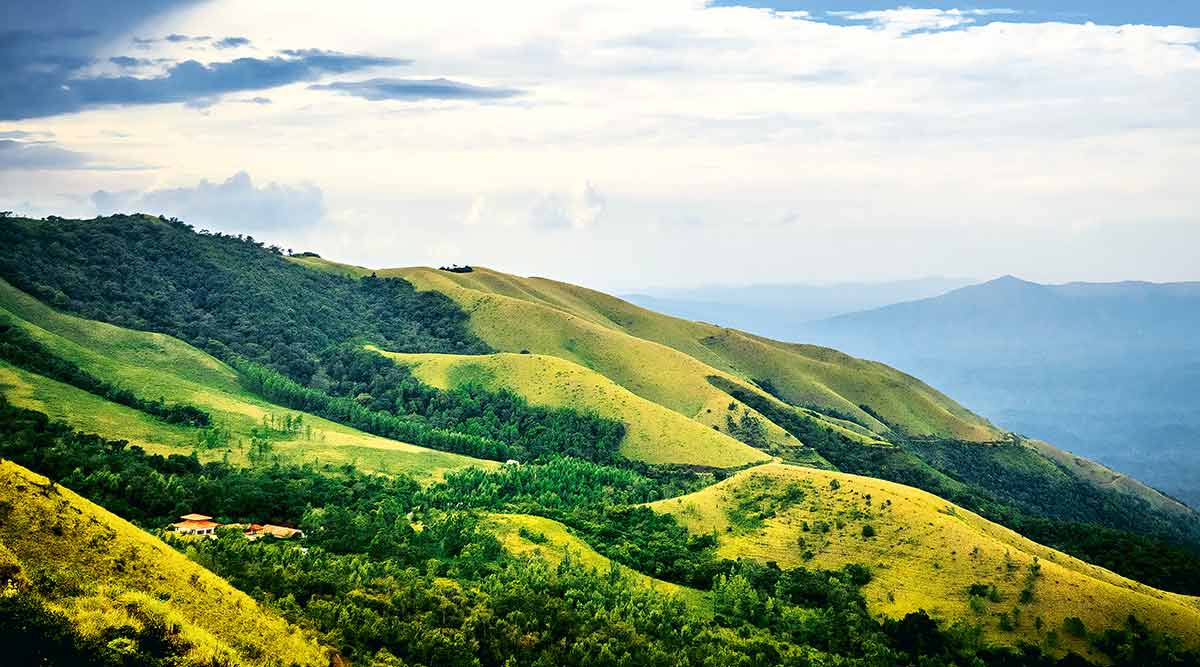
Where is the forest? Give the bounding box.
[3,396,1197,666]
[0,215,489,383]
[236,344,627,464]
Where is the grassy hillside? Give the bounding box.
[386,266,1000,441]
[0,459,327,666]
[652,464,1200,656]
[377,349,773,468]
[294,261,1200,556]
[0,278,494,482]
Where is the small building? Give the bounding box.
[173,513,220,536]
[244,523,305,541]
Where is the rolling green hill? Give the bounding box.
[0,278,495,482]
[0,459,328,666]
[652,464,1200,658]
[373,264,1197,537]
[487,512,706,606]
[375,349,774,468]
[385,266,1000,442]
[4,215,1200,665]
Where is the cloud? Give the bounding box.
[214,36,251,49]
[310,77,524,102]
[0,138,90,170]
[7,1,1200,288]
[530,181,605,230]
[828,7,1021,34]
[91,171,325,233]
[0,134,145,171]
[462,196,488,226]
[0,130,52,139]
[165,33,209,43]
[110,55,153,68]
[0,49,405,120]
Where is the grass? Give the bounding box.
[383,265,1001,442]
[0,279,496,483]
[651,463,1200,657]
[0,459,328,666]
[375,349,770,468]
[487,513,708,608]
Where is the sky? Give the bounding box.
[2,1,1199,291]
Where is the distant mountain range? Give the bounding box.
[629,275,1200,509]
[795,276,1200,509]
[622,277,974,340]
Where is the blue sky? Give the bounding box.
[1,1,1198,288]
[714,1,1200,27]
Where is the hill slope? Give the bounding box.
[488,512,706,606]
[381,266,1002,442]
[0,277,494,482]
[653,463,1200,657]
[0,459,327,666]
[376,349,773,468]
[378,265,1198,532]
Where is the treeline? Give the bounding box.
[236,354,625,464]
[0,395,416,531]
[315,344,626,463]
[0,214,490,383]
[714,375,1200,596]
[0,322,210,427]
[237,358,516,461]
[422,459,726,587]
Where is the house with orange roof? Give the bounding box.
[172,513,220,536]
[243,523,304,541]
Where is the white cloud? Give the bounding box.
[462,195,487,225]
[91,171,325,235]
[830,7,1020,35]
[4,1,1199,287]
[529,181,605,230]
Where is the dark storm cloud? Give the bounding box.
[309,77,524,102]
[214,36,252,49]
[0,2,403,120]
[0,50,405,120]
[110,55,154,68]
[165,33,210,43]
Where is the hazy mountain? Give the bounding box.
[797,276,1200,508]
[621,277,973,340]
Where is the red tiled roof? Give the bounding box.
[173,520,219,530]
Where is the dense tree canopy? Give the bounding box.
[0,215,489,382]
